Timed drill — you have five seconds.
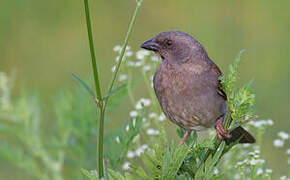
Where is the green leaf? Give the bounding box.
[130,165,149,180]
[80,168,98,180]
[106,110,145,168]
[107,169,126,180]
[102,83,127,100]
[72,73,95,98]
[161,141,192,179]
[106,84,128,111]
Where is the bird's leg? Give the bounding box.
[180,130,191,145]
[215,116,231,140]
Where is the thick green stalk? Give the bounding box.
[104,0,144,108]
[83,0,104,178]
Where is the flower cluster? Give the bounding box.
[273,131,289,148]
[112,45,133,81]
[247,119,274,128]
[126,144,148,159]
[0,72,12,111]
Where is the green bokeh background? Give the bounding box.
[1,0,290,177]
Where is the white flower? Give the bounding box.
[280,176,287,180]
[115,55,120,62]
[122,162,131,170]
[257,168,263,175]
[146,128,160,135]
[236,161,244,167]
[134,61,142,67]
[248,119,274,128]
[130,110,138,117]
[253,145,260,150]
[158,114,166,121]
[234,174,240,180]
[278,131,289,140]
[135,98,151,109]
[248,152,255,156]
[265,168,273,173]
[115,136,120,143]
[151,55,159,62]
[126,46,131,50]
[141,144,148,150]
[135,103,143,110]
[118,74,128,81]
[127,151,135,158]
[125,51,133,57]
[273,139,284,147]
[111,65,116,72]
[242,144,250,148]
[135,148,144,156]
[143,65,151,71]
[213,168,219,174]
[113,45,121,52]
[287,149,290,154]
[249,159,265,165]
[267,119,274,125]
[136,53,144,60]
[136,50,150,60]
[149,112,157,118]
[126,125,130,131]
[135,144,148,156]
[127,61,135,66]
[144,122,150,127]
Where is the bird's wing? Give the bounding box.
[210,63,227,100]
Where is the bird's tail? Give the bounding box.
[225,126,256,145]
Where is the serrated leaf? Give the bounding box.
[80,168,97,180]
[130,165,149,180]
[107,169,126,180]
[161,141,191,179]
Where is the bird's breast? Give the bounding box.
[153,60,225,130]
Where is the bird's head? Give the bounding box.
[141,31,206,63]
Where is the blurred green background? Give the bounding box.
[1,0,290,178]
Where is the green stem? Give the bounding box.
[104,0,144,109]
[83,0,104,177]
[195,113,232,174]
[97,108,105,177]
[83,0,144,178]
[83,0,102,102]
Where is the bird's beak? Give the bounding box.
[140,38,160,51]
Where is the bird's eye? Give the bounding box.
[166,39,172,46]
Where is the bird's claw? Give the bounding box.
[180,131,191,145]
[216,119,231,140]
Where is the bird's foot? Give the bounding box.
[180,131,191,145]
[216,118,231,140]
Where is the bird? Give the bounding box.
[140,31,255,145]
